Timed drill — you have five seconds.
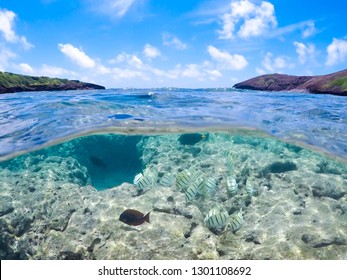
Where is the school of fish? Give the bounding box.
[129,133,258,233]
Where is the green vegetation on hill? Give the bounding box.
[0,71,105,93]
[329,77,347,91]
[0,72,68,88]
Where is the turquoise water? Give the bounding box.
[0,89,346,260]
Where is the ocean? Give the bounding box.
[0,88,346,260]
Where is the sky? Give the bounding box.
[0,0,346,88]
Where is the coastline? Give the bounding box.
[233,69,347,96]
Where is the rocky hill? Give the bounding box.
[0,72,105,94]
[234,69,347,96]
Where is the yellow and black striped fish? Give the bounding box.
[134,168,157,191]
[159,173,176,187]
[176,170,192,191]
[245,177,255,197]
[204,208,229,229]
[227,175,238,196]
[185,177,204,202]
[224,151,234,171]
[200,177,217,196]
[228,208,244,232]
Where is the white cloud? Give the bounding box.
[143,44,161,59]
[162,33,187,50]
[111,67,148,80]
[294,41,315,64]
[0,9,33,49]
[0,9,17,42]
[205,69,223,80]
[39,64,77,77]
[18,63,34,74]
[0,46,16,70]
[302,21,316,38]
[207,45,248,70]
[325,38,347,66]
[182,64,202,78]
[218,0,277,39]
[86,0,135,18]
[261,52,293,72]
[58,43,96,69]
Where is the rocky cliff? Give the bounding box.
[234,69,347,96]
[0,72,105,94]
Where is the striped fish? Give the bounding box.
[185,177,204,202]
[134,169,157,191]
[245,178,254,197]
[204,208,229,230]
[200,177,217,196]
[228,208,244,232]
[143,168,158,183]
[159,173,176,187]
[227,175,238,196]
[176,169,202,191]
[224,151,234,171]
[133,173,143,185]
[176,170,192,191]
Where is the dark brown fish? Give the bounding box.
[119,209,150,226]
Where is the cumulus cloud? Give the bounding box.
[110,53,144,69]
[0,46,16,70]
[143,44,161,59]
[0,9,33,49]
[182,64,202,78]
[207,45,248,70]
[218,0,277,39]
[261,52,293,72]
[294,41,315,64]
[58,43,96,69]
[325,38,347,66]
[18,63,34,74]
[162,33,187,50]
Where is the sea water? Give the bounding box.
[0,88,346,260]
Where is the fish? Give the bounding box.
[143,167,158,182]
[133,167,158,191]
[227,175,238,196]
[185,178,203,202]
[204,208,229,230]
[159,173,176,187]
[89,156,107,168]
[176,170,193,191]
[133,173,143,185]
[119,209,150,226]
[178,133,205,145]
[225,151,234,172]
[200,177,217,196]
[228,208,244,232]
[245,177,254,197]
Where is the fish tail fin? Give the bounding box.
[144,212,150,223]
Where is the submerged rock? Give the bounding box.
[0,132,346,260]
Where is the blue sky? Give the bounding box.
[0,0,346,88]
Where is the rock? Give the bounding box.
[234,69,347,96]
[0,196,14,216]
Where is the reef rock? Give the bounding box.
[234,69,347,96]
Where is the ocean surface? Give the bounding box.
[0,88,346,260]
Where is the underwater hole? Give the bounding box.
[262,161,297,175]
[65,134,144,190]
[0,134,144,191]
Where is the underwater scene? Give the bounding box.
[0,89,347,260]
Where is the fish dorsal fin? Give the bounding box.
[144,212,150,223]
